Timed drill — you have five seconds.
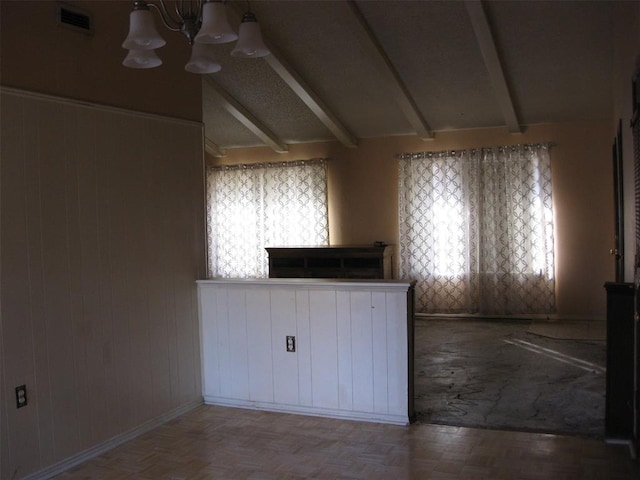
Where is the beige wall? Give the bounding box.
[211,120,614,320]
[0,0,201,121]
[1,1,205,478]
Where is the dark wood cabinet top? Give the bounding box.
[267,245,393,279]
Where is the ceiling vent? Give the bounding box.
[57,3,93,35]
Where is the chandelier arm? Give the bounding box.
[177,0,203,23]
[148,1,182,32]
[185,0,194,18]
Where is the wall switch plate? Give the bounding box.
[286,336,296,352]
[15,385,27,409]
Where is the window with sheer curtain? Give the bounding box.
[206,158,329,278]
[398,143,555,315]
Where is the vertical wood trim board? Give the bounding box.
[198,279,415,426]
[1,89,205,479]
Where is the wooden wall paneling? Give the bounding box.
[198,280,414,425]
[350,291,374,413]
[0,95,12,479]
[97,110,130,437]
[95,110,118,436]
[295,290,313,406]
[104,115,137,435]
[128,119,152,419]
[271,288,299,405]
[179,128,206,398]
[66,103,100,449]
[2,89,205,478]
[199,285,220,398]
[167,258,181,411]
[164,124,190,408]
[214,286,230,398]
[163,144,179,406]
[161,121,184,408]
[308,290,339,409]
[372,291,389,414]
[336,291,354,411]
[143,119,173,419]
[88,111,118,442]
[175,279,202,408]
[21,95,56,469]
[177,283,202,407]
[73,104,99,449]
[386,291,408,414]
[148,287,172,419]
[137,118,162,422]
[181,283,203,406]
[86,108,124,441]
[1,93,42,476]
[180,127,204,406]
[63,104,93,451]
[189,128,205,402]
[161,119,202,404]
[247,288,274,403]
[38,99,82,460]
[26,97,54,464]
[227,287,250,399]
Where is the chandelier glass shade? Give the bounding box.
[231,12,269,57]
[122,48,163,69]
[195,1,238,44]
[122,8,166,50]
[122,0,269,73]
[185,43,223,74]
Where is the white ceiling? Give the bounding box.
[201,0,613,156]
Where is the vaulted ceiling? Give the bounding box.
[201,0,613,156]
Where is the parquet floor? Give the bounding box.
[55,404,638,479]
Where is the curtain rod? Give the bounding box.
[396,142,557,160]
[208,157,330,171]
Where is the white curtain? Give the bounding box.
[398,144,555,315]
[206,158,329,278]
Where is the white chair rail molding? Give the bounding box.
[197,278,416,425]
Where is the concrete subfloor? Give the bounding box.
[414,318,606,438]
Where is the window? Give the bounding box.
[398,144,555,315]
[206,159,328,278]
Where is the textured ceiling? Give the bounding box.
[200,0,613,155]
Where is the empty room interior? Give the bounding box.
[2,1,640,479]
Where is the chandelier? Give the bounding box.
[122,0,269,74]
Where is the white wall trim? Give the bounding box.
[0,86,202,128]
[20,399,203,480]
[203,396,410,426]
[197,278,414,290]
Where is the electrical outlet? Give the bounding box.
[15,385,27,409]
[286,335,296,352]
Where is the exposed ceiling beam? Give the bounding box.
[203,77,289,153]
[464,1,521,134]
[348,1,433,141]
[229,3,359,148]
[204,137,226,158]
[264,53,359,148]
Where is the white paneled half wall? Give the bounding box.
[198,278,416,425]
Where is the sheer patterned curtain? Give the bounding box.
[398,144,555,315]
[206,158,328,278]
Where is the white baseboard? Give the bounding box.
[22,398,204,480]
[203,395,410,426]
